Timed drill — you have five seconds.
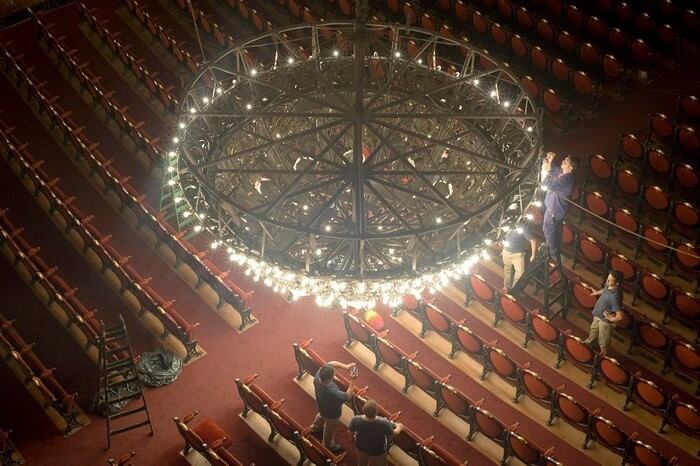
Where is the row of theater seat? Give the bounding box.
[524,204,699,329]
[647,112,699,158]
[292,339,472,466]
[466,265,700,395]
[174,410,248,466]
[32,13,162,167]
[175,0,269,44]
[120,0,208,75]
[580,143,699,236]
[344,308,674,465]
[470,0,659,77]
[562,187,700,283]
[0,197,127,367]
[525,0,690,53]
[587,150,698,211]
[462,268,700,415]
[0,309,84,436]
[555,205,699,303]
[76,1,180,113]
[0,116,201,361]
[0,39,256,332]
[236,374,352,466]
[548,0,699,42]
[387,298,697,462]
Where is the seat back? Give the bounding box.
[591,415,628,454]
[343,311,373,347]
[425,304,453,336]
[471,406,506,444]
[555,392,590,432]
[375,336,405,371]
[436,381,472,419]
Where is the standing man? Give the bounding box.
[584,271,624,355]
[310,361,357,453]
[502,225,538,293]
[542,152,577,265]
[349,400,403,466]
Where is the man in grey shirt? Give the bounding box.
[583,271,624,355]
[349,400,403,466]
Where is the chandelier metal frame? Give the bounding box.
[169,19,543,307]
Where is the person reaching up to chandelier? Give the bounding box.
[541,152,577,266]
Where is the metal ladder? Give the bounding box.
[98,315,154,449]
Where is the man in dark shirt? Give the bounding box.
[583,271,624,355]
[501,225,537,293]
[349,400,403,466]
[310,361,357,452]
[541,153,577,265]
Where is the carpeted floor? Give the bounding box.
[1,1,699,466]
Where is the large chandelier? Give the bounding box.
[168,13,543,308]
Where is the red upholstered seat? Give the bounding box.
[436,381,473,419]
[516,7,534,30]
[453,323,485,359]
[469,405,506,443]
[552,391,589,431]
[602,54,622,79]
[587,414,628,454]
[596,355,631,390]
[609,28,627,51]
[675,164,698,190]
[616,169,640,197]
[620,134,644,162]
[531,47,549,71]
[192,418,231,448]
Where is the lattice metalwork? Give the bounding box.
[169,20,543,306]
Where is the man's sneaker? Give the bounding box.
[328,443,343,453]
[309,425,323,435]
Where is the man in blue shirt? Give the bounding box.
[541,153,578,265]
[501,225,537,293]
[349,400,403,466]
[583,271,624,355]
[310,361,357,452]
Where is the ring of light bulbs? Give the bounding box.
[167,21,543,309]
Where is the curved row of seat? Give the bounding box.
[120,0,205,76]
[0,120,201,362]
[341,311,574,466]
[174,410,248,466]
[473,0,658,78]
[0,39,256,332]
[647,112,699,160]
[544,0,699,43]
[293,339,472,466]
[0,197,125,368]
[32,13,162,167]
[236,374,352,466]
[391,298,697,463]
[578,188,697,271]
[587,150,698,214]
[0,310,86,436]
[463,267,700,423]
[77,0,180,113]
[524,204,698,332]
[557,204,699,306]
[471,249,699,392]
